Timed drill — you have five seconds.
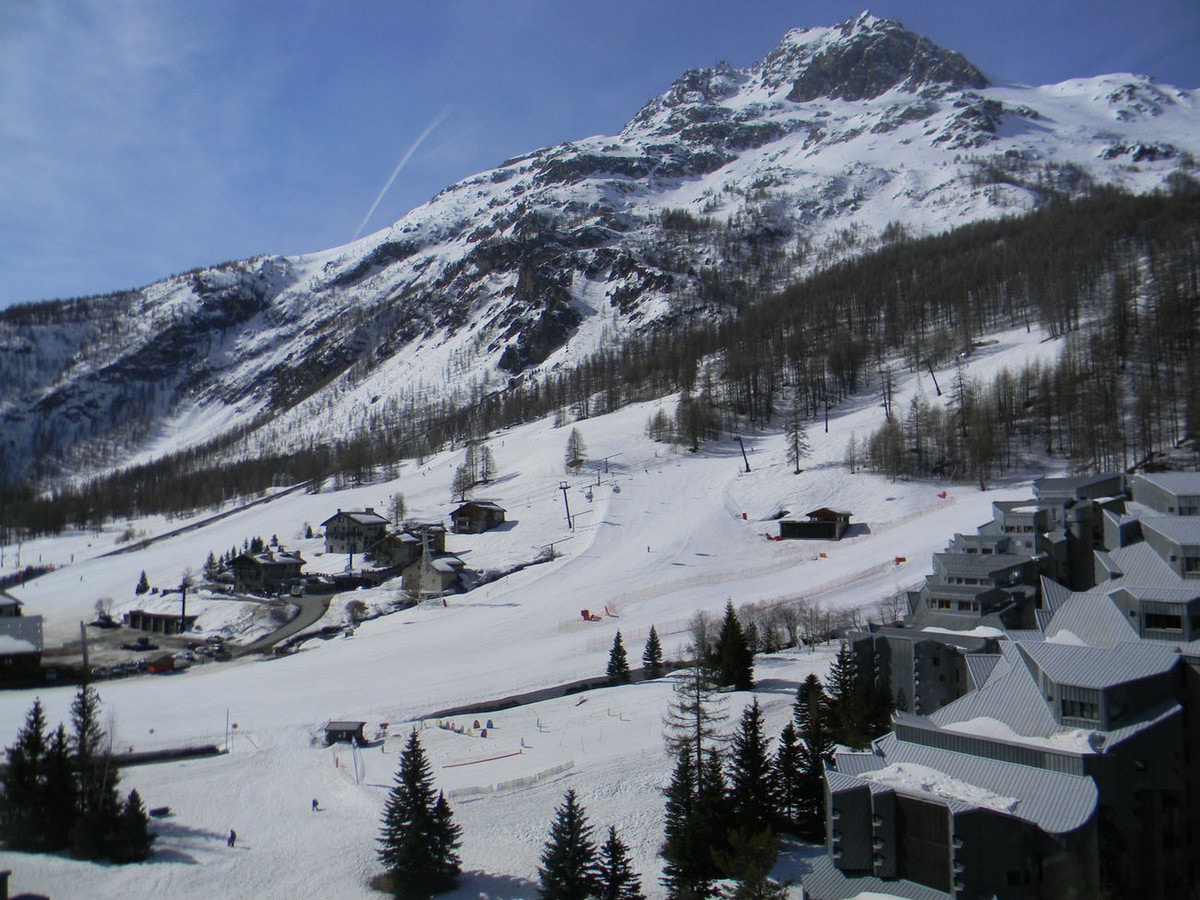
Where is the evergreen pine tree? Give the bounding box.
[824,642,862,747]
[793,675,835,841]
[694,749,730,881]
[606,631,631,685]
[537,789,599,900]
[428,791,463,891]
[135,570,150,595]
[770,722,804,833]
[716,827,790,899]
[660,748,712,900]
[596,825,646,900]
[726,699,775,842]
[377,729,462,898]
[642,627,664,680]
[2,699,48,850]
[711,601,754,690]
[69,684,122,860]
[110,789,155,863]
[42,724,78,852]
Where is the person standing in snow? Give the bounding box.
[227,829,237,847]
[312,798,319,812]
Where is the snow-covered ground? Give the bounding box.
[0,325,1063,898]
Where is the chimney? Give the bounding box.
[366,506,375,514]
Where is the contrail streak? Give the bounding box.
[352,108,450,241]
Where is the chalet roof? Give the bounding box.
[321,509,390,527]
[324,720,366,731]
[453,500,505,513]
[804,507,851,520]
[235,550,305,568]
[1016,639,1178,689]
[0,590,20,609]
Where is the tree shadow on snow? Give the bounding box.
[448,869,538,898]
[751,676,806,696]
[143,821,232,865]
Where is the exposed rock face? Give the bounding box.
[1,14,1196,484]
[782,15,988,102]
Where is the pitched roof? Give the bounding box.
[1016,640,1178,689]
[1043,593,1139,649]
[1140,516,1200,546]
[320,510,390,527]
[453,500,505,513]
[1133,472,1200,494]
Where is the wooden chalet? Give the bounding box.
[401,552,467,598]
[780,507,852,541]
[321,508,390,554]
[232,549,306,595]
[451,500,506,535]
[367,524,447,568]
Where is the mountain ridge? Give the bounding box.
[1,14,1197,487]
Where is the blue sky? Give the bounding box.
[2,0,1197,309]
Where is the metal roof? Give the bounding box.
[964,653,1000,690]
[834,736,1098,834]
[1043,593,1139,649]
[1140,516,1200,547]
[800,851,953,900]
[930,644,1059,737]
[1016,639,1178,689]
[1132,471,1200,495]
[933,552,1029,576]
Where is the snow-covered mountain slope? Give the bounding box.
[1,12,1197,483]
[0,323,1060,898]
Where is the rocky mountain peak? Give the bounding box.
[764,11,988,101]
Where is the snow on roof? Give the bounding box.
[941,716,1099,753]
[857,762,1020,813]
[921,625,1003,639]
[0,633,38,654]
[838,736,1098,833]
[321,509,390,526]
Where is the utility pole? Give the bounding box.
[178,576,188,634]
[927,361,942,396]
[79,621,90,683]
[559,481,574,530]
[735,435,751,473]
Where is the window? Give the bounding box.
[1146,612,1183,631]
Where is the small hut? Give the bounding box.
[780,508,852,541]
[323,720,368,746]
